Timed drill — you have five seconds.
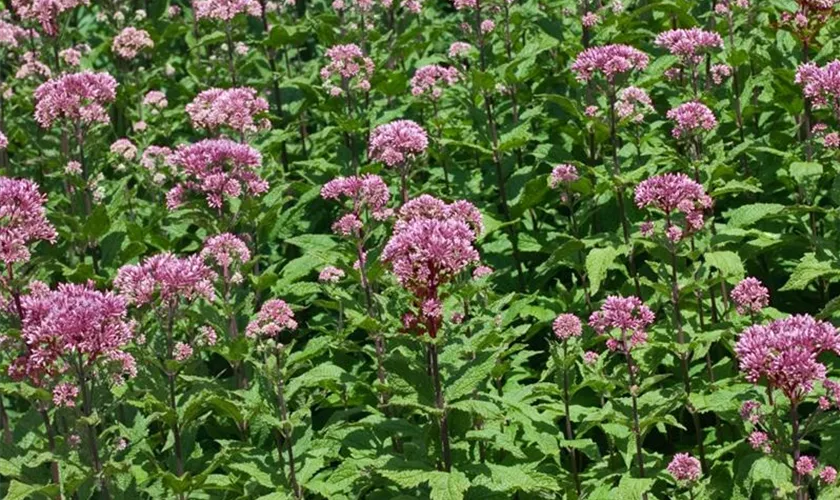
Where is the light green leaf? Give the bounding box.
[586,246,622,295]
[780,253,840,291]
[429,470,470,500]
[705,251,745,280]
[724,203,785,228]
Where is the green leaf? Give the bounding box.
[428,470,470,500]
[780,253,840,291]
[789,161,823,184]
[586,246,622,295]
[445,353,497,401]
[724,203,785,228]
[613,477,654,498]
[705,251,745,280]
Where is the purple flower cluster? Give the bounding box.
[589,296,655,352]
[10,282,136,389]
[552,313,582,340]
[112,27,154,60]
[321,174,392,235]
[246,299,297,339]
[667,453,702,482]
[369,120,429,168]
[186,87,270,134]
[166,139,268,211]
[571,44,649,83]
[548,164,579,188]
[795,60,840,112]
[194,0,262,20]
[321,44,375,96]
[11,0,89,36]
[730,277,770,315]
[654,28,724,64]
[615,86,653,123]
[34,71,118,128]
[634,173,712,241]
[410,65,460,99]
[666,101,717,138]
[114,253,217,306]
[0,177,57,264]
[735,314,840,403]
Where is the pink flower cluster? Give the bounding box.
[201,233,250,279]
[114,253,216,306]
[711,64,732,85]
[654,28,723,64]
[321,44,375,95]
[382,195,482,336]
[11,0,89,36]
[166,139,268,211]
[571,44,649,83]
[245,299,297,339]
[319,265,345,283]
[112,27,154,60]
[16,51,51,80]
[730,277,770,315]
[548,164,579,188]
[795,60,840,112]
[10,282,135,388]
[588,296,655,352]
[615,86,653,123]
[634,173,712,241]
[321,174,392,236]
[368,120,428,168]
[448,42,472,58]
[735,314,840,403]
[185,87,270,134]
[0,177,57,264]
[110,138,137,160]
[194,0,262,21]
[552,313,582,340]
[143,90,168,109]
[34,71,118,128]
[666,101,717,138]
[0,132,7,150]
[667,453,702,482]
[0,19,29,49]
[410,65,460,99]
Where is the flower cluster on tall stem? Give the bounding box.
[368,120,428,203]
[246,298,302,498]
[381,194,483,471]
[735,314,840,498]
[589,296,654,478]
[551,313,583,495]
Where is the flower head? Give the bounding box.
[368,120,428,168]
[666,101,717,138]
[667,453,702,483]
[410,65,460,99]
[735,314,840,403]
[319,266,345,283]
[0,177,57,264]
[110,138,137,160]
[34,71,118,128]
[112,27,153,59]
[634,173,712,240]
[166,139,267,211]
[796,456,818,476]
[654,28,723,64]
[201,233,250,272]
[821,466,838,484]
[114,253,216,306]
[553,313,582,340]
[11,0,89,36]
[796,60,840,112]
[615,86,653,123]
[194,0,262,20]
[186,87,270,134]
[549,164,579,188]
[588,296,655,352]
[321,174,391,221]
[245,299,297,338]
[731,277,770,315]
[321,44,374,95]
[571,44,649,83]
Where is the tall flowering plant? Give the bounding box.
[381,194,483,471]
[735,314,840,499]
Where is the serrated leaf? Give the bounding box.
[780,253,839,291]
[586,246,621,295]
[705,251,745,280]
[724,203,785,228]
[428,470,470,500]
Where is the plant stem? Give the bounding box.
[224,22,237,86]
[165,302,185,499]
[38,408,63,495]
[561,342,581,496]
[274,351,301,498]
[76,357,110,499]
[622,341,645,481]
[429,343,451,471]
[0,393,10,444]
[791,403,803,500]
[608,89,641,297]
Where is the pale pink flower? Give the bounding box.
[0,177,57,264]
[581,12,599,27]
[410,65,460,99]
[480,19,495,34]
[59,47,82,66]
[201,233,250,275]
[34,72,118,128]
[448,41,473,58]
[166,139,267,211]
[319,265,345,283]
[655,28,723,65]
[113,27,153,59]
[821,466,838,484]
[667,453,702,482]
[246,299,297,338]
[711,64,731,85]
[11,0,89,36]
[110,138,137,160]
[198,326,218,347]
[368,120,428,168]
[0,132,6,150]
[186,87,269,134]
[174,342,193,361]
[589,296,654,352]
[748,431,770,452]
[321,44,375,95]
[553,313,582,340]
[583,351,599,364]
[571,44,649,82]
[731,277,770,315]
[65,161,82,175]
[143,90,168,109]
[634,173,712,238]
[796,456,818,476]
[194,0,262,20]
[52,382,78,407]
[615,86,653,122]
[473,265,492,279]
[666,101,717,138]
[16,51,51,80]
[0,19,30,49]
[114,253,216,306]
[549,164,579,188]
